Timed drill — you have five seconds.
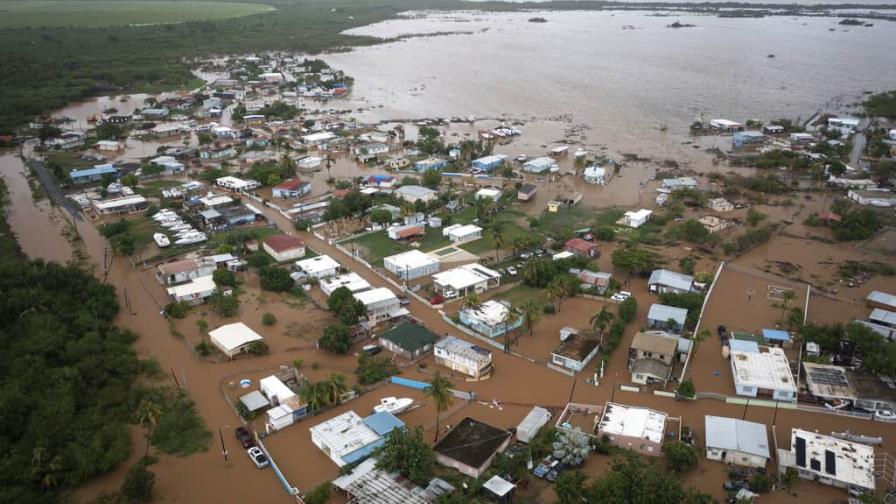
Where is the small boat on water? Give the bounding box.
[160,220,186,228]
[372,397,414,416]
[174,232,207,245]
[168,224,192,232]
[151,211,178,221]
[153,233,171,248]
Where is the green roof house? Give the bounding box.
[378,323,440,360]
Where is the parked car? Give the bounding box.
[234,426,255,449]
[506,266,518,276]
[520,252,533,259]
[247,446,269,469]
[533,456,556,478]
[723,480,748,491]
[362,344,382,356]
[610,291,632,302]
[546,462,566,482]
[875,409,896,421]
[398,296,410,306]
[717,325,727,338]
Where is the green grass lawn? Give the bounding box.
[0,1,274,29]
[136,179,183,199]
[460,221,541,257]
[500,284,549,308]
[350,231,410,266]
[536,206,625,240]
[46,152,95,176]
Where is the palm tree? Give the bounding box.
[491,221,506,261]
[425,372,453,443]
[324,153,333,182]
[522,258,549,287]
[462,292,481,310]
[325,373,349,405]
[547,276,567,312]
[693,327,710,350]
[501,303,520,353]
[590,306,615,346]
[280,153,296,178]
[781,290,796,320]
[301,381,329,412]
[135,399,162,458]
[31,447,62,490]
[521,300,542,338]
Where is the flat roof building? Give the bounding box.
[320,272,371,297]
[803,362,857,402]
[354,287,402,326]
[432,263,501,298]
[730,344,797,401]
[597,403,668,456]
[395,185,438,204]
[294,254,340,279]
[778,428,875,491]
[309,411,404,467]
[443,224,483,244]
[705,416,770,468]
[459,299,522,339]
[166,275,217,305]
[383,249,440,280]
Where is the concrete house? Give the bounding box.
[597,403,668,456]
[459,300,522,338]
[209,322,263,358]
[646,303,688,333]
[319,272,371,297]
[262,234,306,263]
[475,187,502,202]
[705,416,770,468]
[648,269,695,294]
[523,157,558,174]
[583,165,608,185]
[628,331,678,385]
[432,263,501,298]
[383,249,440,280]
[272,179,311,199]
[707,198,734,212]
[354,287,401,326]
[166,275,217,305]
[414,157,448,172]
[729,340,797,401]
[69,164,118,185]
[848,189,896,207]
[378,323,440,360]
[435,418,512,478]
[434,336,493,379]
[777,428,875,493]
[550,332,600,372]
[309,411,404,467]
[294,254,340,280]
[443,224,482,243]
[395,185,438,204]
[156,257,217,285]
[517,184,537,201]
[623,209,652,228]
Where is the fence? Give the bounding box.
[257,438,302,499]
[680,261,725,379]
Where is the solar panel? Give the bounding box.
[795,437,807,467]
[825,450,836,475]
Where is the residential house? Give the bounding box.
[378,323,440,360]
[704,416,770,468]
[729,340,797,401]
[628,331,679,385]
[432,263,501,298]
[443,224,482,243]
[761,328,792,347]
[156,257,217,285]
[763,125,785,135]
[46,131,85,149]
[364,175,397,189]
[201,145,236,160]
[646,303,688,333]
[435,418,512,478]
[331,458,455,504]
[523,157,558,174]
[848,189,896,207]
[384,250,440,280]
[95,140,123,152]
[387,224,425,241]
[475,187,502,201]
[263,234,306,263]
[369,203,400,221]
[622,209,652,228]
[459,300,522,339]
[166,275,218,305]
[583,165,608,185]
[790,132,815,144]
[570,268,612,294]
[388,157,410,170]
[395,185,438,204]
[597,403,668,456]
[648,269,695,294]
[698,215,733,233]
[297,156,323,170]
[662,177,699,191]
[355,142,390,163]
[320,272,371,297]
[414,157,448,172]
[93,195,148,215]
[803,362,857,403]
[141,108,170,119]
[517,184,537,201]
[707,197,734,212]
[867,291,896,311]
[69,164,118,185]
[208,322,263,358]
[216,176,260,193]
[777,429,875,493]
[309,411,404,467]
[284,201,328,224]
[354,288,402,326]
[709,119,743,132]
[564,238,599,259]
[550,332,600,372]
[294,254,340,279]
[828,117,860,136]
[272,179,311,199]
[471,154,507,173]
[733,131,765,147]
[434,336,493,379]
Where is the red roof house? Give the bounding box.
[262,234,306,262]
[564,238,600,259]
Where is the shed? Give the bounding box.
[208,322,263,358]
[761,328,791,346]
[516,406,552,443]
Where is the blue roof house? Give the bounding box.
[414,157,448,172]
[471,154,508,173]
[761,329,792,347]
[646,303,688,334]
[309,410,404,467]
[69,164,118,184]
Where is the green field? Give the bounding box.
[0,1,274,29]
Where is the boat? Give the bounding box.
[174,229,198,237]
[153,233,171,248]
[168,224,192,232]
[830,431,883,446]
[151,211,178,221]
[371,397,414,416]
[174,232,207,245]
[160,220,186,228]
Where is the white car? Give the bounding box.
[247,446,269,469]
[610,291,632,302]
[506,266,518,276]
[874,409,896,421]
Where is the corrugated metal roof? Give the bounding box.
[705,416,769,458]
[648,269,694,291]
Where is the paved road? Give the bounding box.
[20,141,82,220]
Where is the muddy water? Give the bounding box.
[327,10,896,169]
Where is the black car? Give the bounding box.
[546,462,566,482]
[235,426,255,449]
[723,480,748,491]
[717,325,727,338]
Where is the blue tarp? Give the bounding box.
[762,329,791,342]
[390,376,431,390]
[730,339,760,353]
[362,411,405,436]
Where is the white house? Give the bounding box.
[309,411,404,467]
[707,197,735,212]
[623,209,652,228]
[166,275,218,305]
[395,185,438,204]
[443,224,482,243]
[475,187,502,201]
[597,403,668,456]
[704,416,770,468]
[662,177,699,191]
[208,322,264,358]
[216,176,260,193]
[777,428,875,493]
[550,333,600,373]
[827,117,860,136]
[383,249,440,280]
[294,254,340,279]
[648,269,695,294]
[320,272,371,297]
[583,165,608,185]
[459,299,523,338]
[272,179,311,199]
[523,157,558,174]
[95,140,123,152]
[729,340,797,401]
[263,234,306,263]
[434,335,493,379]
[848,189,896,207]
[354,287,402,326]
[156,257,217,285]
[432,263,501,298]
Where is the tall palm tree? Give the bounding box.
[425,372,453,443]
[301,381,329,412]
[325,373,349,405]
[521,300,542,338]
[135,399,162,458]
[324,153,333,182]
[491,221,506,262]
[280,153,297,178]
[590,306,615,346]
[462,292,481,310]
[501,303,520,353]
[547,277,567,312]
[522,258,549,287]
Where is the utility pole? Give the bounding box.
[219,427,228,461]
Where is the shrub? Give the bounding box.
[356,353,399,385]
[303,483,332,504]
[677,378,696,398]
[246,341,269,356]
[259,266,294,292]
[617,296,637,324]
[121,458,155,503]
[293,358,304,369]
[543,304,556,314]
[663,441,698,472]
[262,312,277,326]
[196,318,208,333]
[749,473,774,493]
[319,324,352,354]
[194,340,212,356]
[212,268,237,287]
[164,301,189,319]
